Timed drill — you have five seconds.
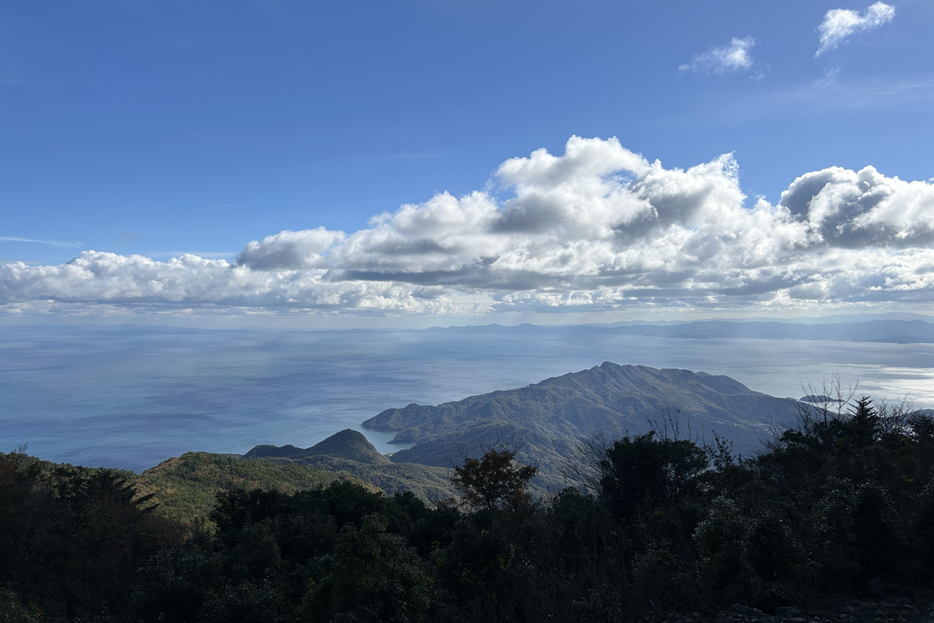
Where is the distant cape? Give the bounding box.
[245,429,388,465]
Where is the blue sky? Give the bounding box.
[1,1,932,326]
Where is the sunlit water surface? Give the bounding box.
[1,326,931,472]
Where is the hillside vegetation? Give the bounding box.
[2,393,933,623]
[245,429,458,501]
[132,451,373,524]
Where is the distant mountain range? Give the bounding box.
[21,316,933,345]
[427,318,934,344]
[612,319,934,343]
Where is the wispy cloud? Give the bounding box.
[0,236,81,247]
[3,137,934,318]
[816,2,895,57]
[768,74,934,112]
[679,37,756,75]
[707,74,934,125]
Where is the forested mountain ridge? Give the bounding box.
[242,364,803,496]
[364,363,801,488]
[366,363,798,444]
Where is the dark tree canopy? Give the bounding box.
[451,445,539,512]
[598,431,709,521]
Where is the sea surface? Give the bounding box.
[1,324,932,472]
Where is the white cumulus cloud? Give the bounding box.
[3,136,934,318]
[816,2,895,57]
[679,37,756,75]
[236,227,345,270]
[0,252,459,313]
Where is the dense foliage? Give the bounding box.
[0,453,183,622]
[2,395,933,622]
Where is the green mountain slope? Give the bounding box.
[133,451,371,524]
[244,430,457,502]
[0,451,357,527]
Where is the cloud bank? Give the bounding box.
[3,136,934,318]
[816,2,895,57]
[679,37,756,75]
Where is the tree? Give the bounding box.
[303,514,430,623]
[451,444,538,512]
[0,455,177,621]
[598,432,708,521]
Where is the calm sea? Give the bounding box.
[1,325,932,472]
